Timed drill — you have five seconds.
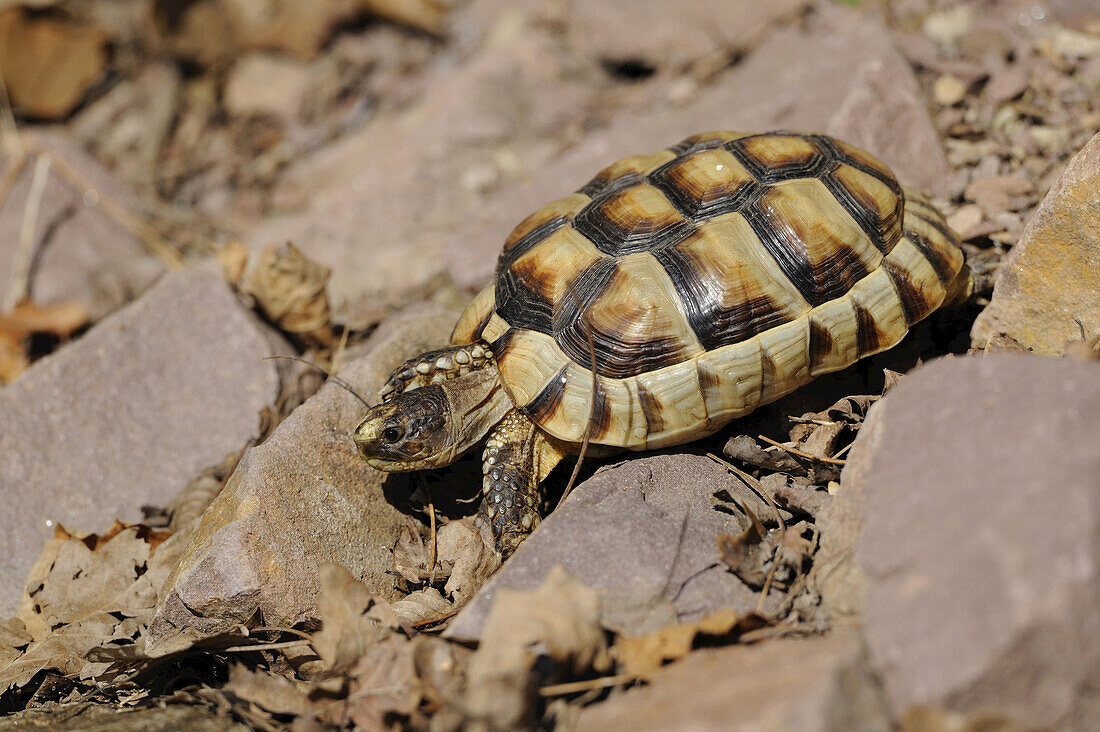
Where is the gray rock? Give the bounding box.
[249,1,940,331]
[572,630,889,731]
[0,262,290,617]
[446,454,776,642]
[830,354,1100,726]
[972,132,1100,353]
[0,133,165,321]
[144,304,460,656]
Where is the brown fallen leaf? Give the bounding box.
[310,564,390,676]
[242,242,336,347]
[346,634,421,730]
[390,587,455,626]
[223,662,313,718]
[0,300,89,383]
[611,608,738,678]
[464,566,611,730]
[716,505,774,589]
[0,8,108,119]
[0,522,184,694]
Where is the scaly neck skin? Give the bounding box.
[437,363,514,464]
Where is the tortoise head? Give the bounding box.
[354,365,513,472]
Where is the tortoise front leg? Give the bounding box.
[480,409,568,555]
[379,342,495,402]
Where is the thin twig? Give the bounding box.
[264,354,371,407]
[757,434,846,466]
[705,452,786,615]
[831,441,854,460]
[220,639,313,653]
[557,292,598,509]
[409,609,459,628]
[5,152,51,311]
[538,674,639,697]
[21,134,185,270]
[427,499,438,585]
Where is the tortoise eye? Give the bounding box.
[382,426,403,443]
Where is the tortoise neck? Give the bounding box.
[438,361,513,459]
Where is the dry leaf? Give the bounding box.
[0,522,180,693]
[346,634,421,729]
[242,242,335,347]
[612,607,740,677]
[0,300,89,384]
[716,505,775,589]
[223,662,313,717]
[439,519,499,605]
[391,588,455,626]
[311,564,389,675]
[0,8,108,118]
[465,566,611,729]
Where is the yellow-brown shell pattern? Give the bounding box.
[477,131,964,449]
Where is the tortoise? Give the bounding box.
[354,130,968,554]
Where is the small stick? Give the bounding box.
[409,609,459,629]
[220,639,313,653]
[757,434,846,466]
[557,297,599,509]
[831,441,854,460]
[427,499,438,585]
[538,674,639,697]
[5,152,51,311]
[263,354,371,407]
[22,134,185,270]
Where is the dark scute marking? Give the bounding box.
[498,216,568,271]
[725,133,830,184]
[495,266,554,334]
[573,189,695,257]
[489,326,519,362]
[903,225,956,285]
[853,302,882,356]
[808,318,834,373]
[654,246,791,350]
[587,377,614,442]
[814,134,901,195]
[648,158,759,221]
[744,197,871,307]
[554,257,689,378]
[696,361,721,410]
[883,260,933,326]
[759,347,778,401]
[522,367,566,423]
[820,171,891,253]
[669,135,726,156]
[578,172,645,200]
[637,382,665,435]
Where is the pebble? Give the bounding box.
[933,73,969,106]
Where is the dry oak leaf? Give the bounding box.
[0,8,108,119]
[0,300,89,384]
[612,607,741,677]
[464,566,611,729]
[242,242,335,346]
[311,564,391,676]
[223,662,314,718]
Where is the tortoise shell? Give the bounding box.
[468,131,964,450]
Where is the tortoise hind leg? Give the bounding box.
[480,409,568,555]
[379,342,495,402]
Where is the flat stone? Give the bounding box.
[446,454,774,642]
[831,354,1100,726]
[223,53,312,121]
[0,262,291,617]
[440,3,950,292]
[573,631,888,731]
[565,0,807,69]
[972,132,1100,352]
[0,132,165,321]
[144,304,460,656]
[249,2,939,330]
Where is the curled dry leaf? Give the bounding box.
[242,242,336,347]
[311,564,390,676]
[223,662,313,717]
[612,607,740,678]
[392,517,500,606]
[464,566,611,730]
[391,587,455,626]
[716,505,774,589]
[0,8,108,119]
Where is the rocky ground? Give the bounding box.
[0,0,1098,729]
